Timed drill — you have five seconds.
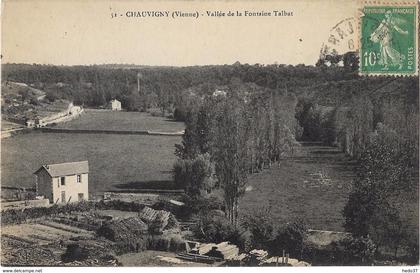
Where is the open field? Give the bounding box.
[55,110,185,133]
[239,142,419,234]
[1,131,182,194]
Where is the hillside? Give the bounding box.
[1,81,70,124]
[2,64,417,114]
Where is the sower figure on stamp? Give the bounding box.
[369,10,408,70]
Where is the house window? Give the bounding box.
[78,193,84,201]
[57,178,60,188]
[61,191,66,203]
[77,175,82,183]
[60,177,65,186]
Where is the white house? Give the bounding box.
[110,99,122,111]
[34,161,89,204]
[26,119,35,128]
[212,89,227,97]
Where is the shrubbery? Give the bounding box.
[193,213,252,252]
[270,221,307,258]
[1,200,146,225]
[331,236,376,265]
[173,107,188,122]
[241,207,276,250]
[343,123,416,258]
[173,153,214,197]
[181,191,224,217]
[241,208,308,257]
[194,214,236,243]
[45,90,58,102]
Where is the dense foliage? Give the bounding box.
[173,80,301,225]
[173,153,214,197]
[343,123,418,258]
[2,63,358,112]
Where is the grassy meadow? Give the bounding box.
[1,131,181,193]
[55,110,185,132]
[2,111,185,194]
[239,142,418,234]
[239,143,355,231]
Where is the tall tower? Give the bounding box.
[137,72,141,94]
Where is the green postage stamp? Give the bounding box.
[360,3,418,76]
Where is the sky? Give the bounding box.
[1,0,357,66]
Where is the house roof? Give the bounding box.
[34,161,89,177]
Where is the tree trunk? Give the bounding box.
[233,198,239,227]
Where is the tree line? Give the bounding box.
[2,63,359,114]
[173,79,301,225]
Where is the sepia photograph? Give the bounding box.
[0,0,419,270]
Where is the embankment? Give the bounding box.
[36,127,184,136]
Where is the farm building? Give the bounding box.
[34,161,89,204]
[212,89,227,97]
[26,119,35,127]
[67,102,82,115]
[110,99,122,111]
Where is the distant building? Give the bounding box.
[212,89,227,97]
[110,99,122,111]
[26,119,35,128]
[67,102,82,115]
[34,161,89,204]
[34,117,45,127]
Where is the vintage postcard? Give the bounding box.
[1,0,419,271]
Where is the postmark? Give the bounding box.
[318,17,357,67]
[359,2,418,76]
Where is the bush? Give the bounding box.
[144,234,185,252]
[30,98,40,105]
[404,241,419,265]
[271,221,307,258]
[45,90,58,102]
[1,201,94,225]
[113,237,149,254]
[241,207,276,250]
[181,193,224,218]
[295,97,323,141]
[231,229,253,252]
[192,213,256,252]
[61,243,89,262]
[169,235,186,252]
[333,236,376,265]
[194,214,234,242]
[173,153,214,197]
[173,108,188,121]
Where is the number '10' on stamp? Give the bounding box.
[360,5,418,76]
